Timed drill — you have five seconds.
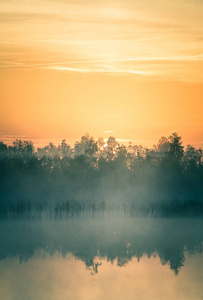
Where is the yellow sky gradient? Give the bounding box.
[0,0,203,147]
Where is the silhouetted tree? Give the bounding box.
[0,132,202,218]
[0,141,7,153]
[168,132,184,161]
[13,139,35,155]
[184,145,202,169]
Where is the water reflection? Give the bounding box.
[0,217,202,275]
[1,252,203,300]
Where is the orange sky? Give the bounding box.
[0,0,203,147]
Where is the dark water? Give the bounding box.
[0,216,203,300]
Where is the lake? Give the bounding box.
[0,216,203,300]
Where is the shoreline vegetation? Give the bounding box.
[0,132,202,218]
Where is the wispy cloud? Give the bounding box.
[0,54,203,68]
[1,54,203,68]
[44,65,156,76]
[101,131,114,134]
[0,0,203,81]
[1,55,202,81]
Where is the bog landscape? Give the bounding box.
[0,0,203,299]
[0,132,202,218]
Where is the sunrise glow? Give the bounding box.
[0,0,202,146]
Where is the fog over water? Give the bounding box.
[1,217,203,274]
[0,217,203,300]
[0,133,203,299]
[1,0,203,297]
[0,133,203,217]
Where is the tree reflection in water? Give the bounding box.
[0,217,202,275]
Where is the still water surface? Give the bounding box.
[0,217,203,300]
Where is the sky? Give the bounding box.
[0,0,203,147]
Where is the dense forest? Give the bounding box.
[0,132,202,218]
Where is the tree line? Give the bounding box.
[0,132,202,217]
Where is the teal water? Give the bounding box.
[0,217,203,300]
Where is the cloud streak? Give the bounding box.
[0,0,202,82]
[1,54,203,68]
